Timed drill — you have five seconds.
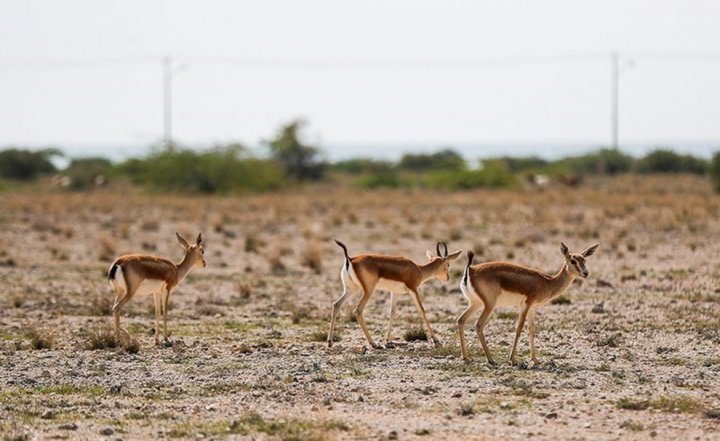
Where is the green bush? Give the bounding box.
[64,157,113,190]
[0,148,60,180]
[332,158,394,175]
[116,144,284,193]
[637,149,708,174]
[560,148,634,175]
[423,160,515,189]
[356,171,403,189]
[493,156,549,173]
[711,152,720,193]
[398,149,466,172]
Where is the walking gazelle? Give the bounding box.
[108,232,206,345]
[328,240,462,349]
[458,242,598,366]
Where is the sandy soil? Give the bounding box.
[1,175,719,440]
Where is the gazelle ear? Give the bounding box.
[196,233,203,245]
[426,250,434,260]
[560,241,569,256]
[582,243,599,257]
[176,232,190,250]
[447,250,462,261]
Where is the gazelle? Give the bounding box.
[328,240,462,349]
[107,232,206,345]
[458,242,598,366]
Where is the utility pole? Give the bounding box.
[610,52,619,149]
[163,56,173,148]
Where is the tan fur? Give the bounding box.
[458,242,598,366]
[108,232,206,345]
[328,241,461,349]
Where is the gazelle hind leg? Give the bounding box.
[474,304,496,365]
[112,292,133,338]
[353,283,379,349]
[457,300,481,361]
[328,282,353,347]
[385,292,399,343]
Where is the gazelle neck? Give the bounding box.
[418,259,444,283]
[176,252,196,282]
[549,262,576,298]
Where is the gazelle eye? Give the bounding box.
[570,259,577,265]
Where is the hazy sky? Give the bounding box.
[1,0,719,160]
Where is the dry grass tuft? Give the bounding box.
[98,237,116,262]
[83,326,119,350]
[301,240,324,274]
[23,324,56,350]
[267,248,286,273]
[403,326,428,342]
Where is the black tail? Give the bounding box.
[463,250,475,285]
[334,239,350,270]
[108,264,119,280]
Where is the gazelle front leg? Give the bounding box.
[510,304,531,366]
[162,288,173,343]
[528,309,539,366]
[409,288,439,347]
[153,292,162,346]
[385,292,399,344]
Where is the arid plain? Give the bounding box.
[1,175,719,440]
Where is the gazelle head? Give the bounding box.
[560,241,598,279]
[177,232,206,268]
[425,241,462,282]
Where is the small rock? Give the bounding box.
[59,423,78,431]
[357,395,364,402]
[545,412,558,419]
[388,430,398,440]
[596,279,613,288]
[591,303,605,314]
[650,430,657,437]
[452,392,462,398]
[100,428,114,436]
[41,410,55,420]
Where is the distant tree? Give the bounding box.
[266,120,326,181]
[711,151,720,193]
[0,148,61,180]
[398,149,466,172]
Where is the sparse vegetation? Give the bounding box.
[22,325,56,350]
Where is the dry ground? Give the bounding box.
[0,175,719,440]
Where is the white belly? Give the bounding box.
[134,279,167,296]
[375,278,408,293]
[495,291,527,308]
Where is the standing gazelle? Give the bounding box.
[328,240,462,349]
[458,242,598,366]
[108,232,206,345]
